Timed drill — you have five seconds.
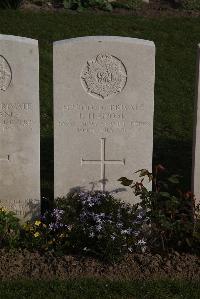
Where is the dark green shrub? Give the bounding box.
[119,165,200,253]
[29,0,50,5]
[111,0,142,10]
[0,0,23,9]
[63,0,142,10]
[21,191,148,261]
[52,0,64,7]
[64,0,112,11]
[54,190,148,261]
[181,0,200,10]
[0,207,20,248]
[85,0,113,11]
[21,211,69,253]
[63,0,82,10]
[111,1,130,9]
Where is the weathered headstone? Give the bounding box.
[0,35,40,220]
[54,36,155,203]
[192,44,200,204]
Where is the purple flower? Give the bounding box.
[80,211,87,220]
[48,220,65,231]
[133,230,139,237]
[137,239,146,246]
[40,214,46,221]
[121,229,130,235]
[96,224,102,232]
[51,208,64,221]
[116,222,123,228]
[137,213,143,220]
[49,223,57,231]
[89,232,95,238]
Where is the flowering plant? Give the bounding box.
[119,165,199,253]
[55,190,148,261]
[21,208,69,252]
[0,207,20,248]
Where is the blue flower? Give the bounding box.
[89,232,95,238]
[96,224,102,232]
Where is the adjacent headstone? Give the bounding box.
[0,35,40,220]
[54,36,155,203]
[192,44,200,204]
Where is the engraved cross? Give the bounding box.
[81,138,125,191]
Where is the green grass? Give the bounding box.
[0,278,199,299]
[0,11,200,196]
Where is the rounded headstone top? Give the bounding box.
[54,36,155,48]
[0,35,38,45]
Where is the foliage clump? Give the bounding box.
[0,208,20,248]
[2,0,143,11]
[181,0,200,10]
[119,165,200,253]
[63,0,113,11]
[56,190,147,259]
[0,165,200,261]
[21,208,69,252]
[22,190,147,261]
[0,0,23,9]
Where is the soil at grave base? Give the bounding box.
[19,0,200,17]
[0,249,200,280]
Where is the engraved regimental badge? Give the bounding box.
[81,53,127,100]
[0,55,12,92]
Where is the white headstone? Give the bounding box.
[0,35,40,220]
[192,44,200,204]
[54,36,155,203]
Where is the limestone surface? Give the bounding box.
[0,35,40,220]
[54,36,155,203]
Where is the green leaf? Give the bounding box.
[186,238,192,247]
[159,192,171,198]
[135,169,151,177]
[63,0,71,9]
[118,177,133,186]
[168,175,181,184]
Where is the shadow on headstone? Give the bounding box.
[24,199,41,221]
[153,137,192,191]
[41,135,54,212]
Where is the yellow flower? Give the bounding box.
[35,220,41,226]
[0,207,6,212]
[34,232,40,238]
[23,223,29,230]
